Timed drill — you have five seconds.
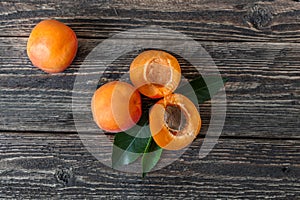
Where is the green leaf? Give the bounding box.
[112,142,141,169]
[113,126,151,153]
[112,115,152,169]
[176,76,228,105]
[142,137,163,178]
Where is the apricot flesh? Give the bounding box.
[149,93,201,150]
[27,19,78,73]
[91,81,142,133]
[130,50,181,99]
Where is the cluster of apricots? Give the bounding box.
[92,50,202,150]
[27,19,201,150]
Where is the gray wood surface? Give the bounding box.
[1,0,300,42]
[0,132,299,199]
[0,37,299,138]
[0,0,299,199]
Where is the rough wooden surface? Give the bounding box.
[0,0,299,199]
[0,37,299,138]
[0,132,299,199]
[1,0,300,42]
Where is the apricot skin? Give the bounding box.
[27,19,78,73]
[91,81,142,133]
[149,93,201,150]
[130,50,181,99]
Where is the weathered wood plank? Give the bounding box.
[0,37,299,137]
[0,1,299,199]
[1,0,300,42]
[0,132,299,199]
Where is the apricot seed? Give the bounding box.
[91,81,142,133]
[149,93,201,150]
[27,19,78,73]
[130,50,181,98]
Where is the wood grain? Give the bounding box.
[0,132,299,199]
[0,37,299,138]
[0,0,300,198]
[1,0,300,42]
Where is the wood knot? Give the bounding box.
[281,166,291,174]
[55,167,76,186]
[246,4,273,30]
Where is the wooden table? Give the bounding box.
[0,0,299,199]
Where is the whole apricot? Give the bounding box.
[149,93,201,150]
[27,19,78,73]
[130,50,181,99]
[91,81,142,133]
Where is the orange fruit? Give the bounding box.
[27,19,78,73]
[130,50,181,99]
[91,81,142,133]
[149,93,201,150]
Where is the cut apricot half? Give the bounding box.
[149,93,201,150]
[130,50,181,99]
[91,81,142,133]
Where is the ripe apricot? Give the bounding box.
[130,50,181,99]
[91,81,142,133]
[27,19,78,73]
[149,93,201,150]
